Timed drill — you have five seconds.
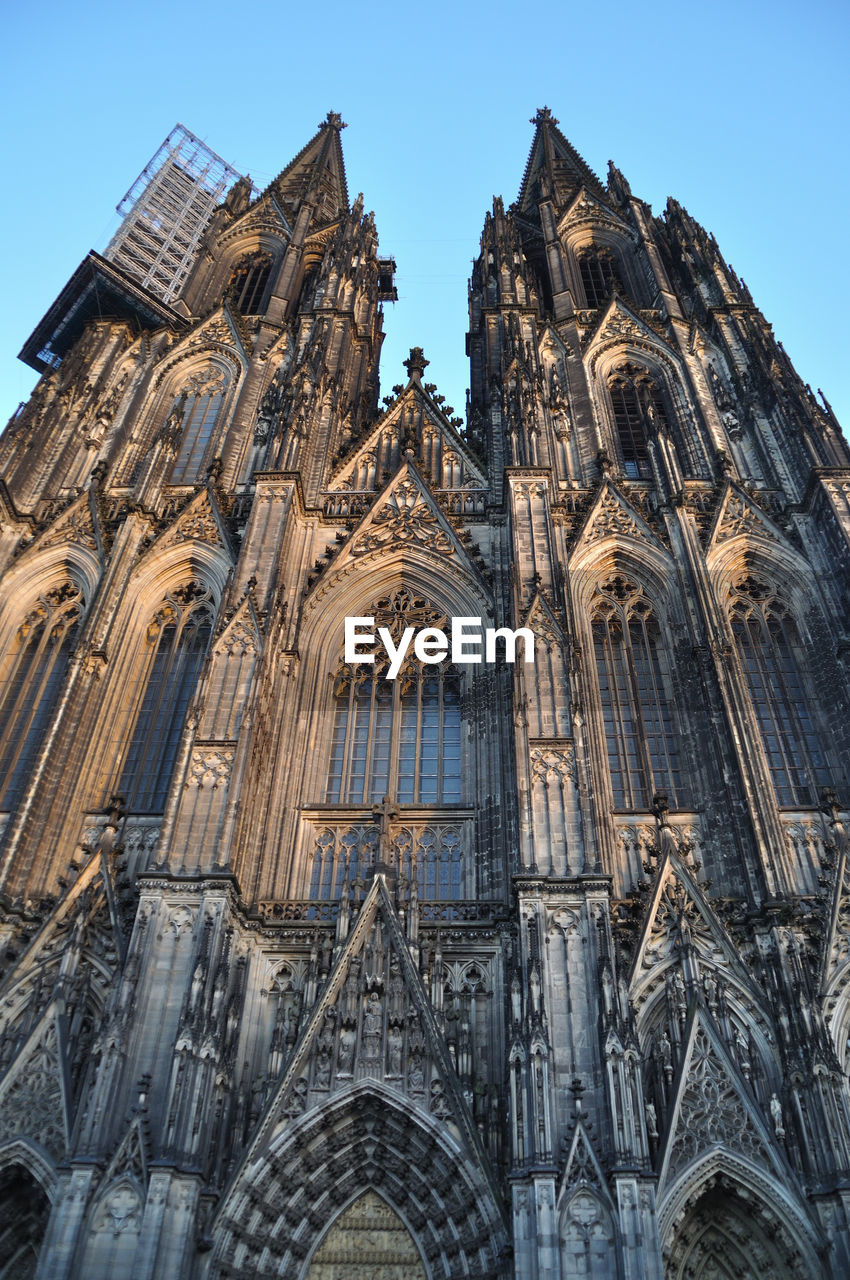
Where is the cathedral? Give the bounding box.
[0,106,849,1278]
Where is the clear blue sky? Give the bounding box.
[1,1,848,435]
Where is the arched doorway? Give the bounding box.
[664,1171,820,1279]
[0,1166,50,1279]
[305,1190,426,1279]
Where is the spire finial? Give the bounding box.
[403,347,429,384]
[321,110,347,131]
[531,106,559,127]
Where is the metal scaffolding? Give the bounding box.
[104,124,245,304]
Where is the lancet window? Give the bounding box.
[591,576,682,809]
[118,582,214,813]
[326,590,462,806]
[607,363,668,479]
[729,576,827,806]
[578,246,622,308]
[227,251,274,315]
[168,368,228,484]
[0,582,83,811]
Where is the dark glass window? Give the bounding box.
[0,583,82,810]
[730,578,828,806]
[227,252,273,315]
[607,364,668,479]
[168,375,226,484]
[326,668,462,805]
[592,578,682,809]
[578,248,622,308]
[119,583,213,813]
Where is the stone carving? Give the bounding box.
[530,743,575,783]
[91,1181,143,1236]
[187,746,235,789]
[351,479,453,557]
[0,1022,66,1158]
[666,1026,767,1180]
[584,490,649,545]
[714,491,777,543]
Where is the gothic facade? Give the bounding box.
[0,108,849,1278]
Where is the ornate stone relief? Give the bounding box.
[351,479,453,557]
[187,745,235,789]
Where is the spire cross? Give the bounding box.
[531,106,559,127]
[372,794,399,857]
[321,111,347,131]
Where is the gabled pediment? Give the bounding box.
[18,489,102,563]
[706,479,787,552]
[0,1007,69,1161]
[328,383,486,495]
[245,876,486,1162]
[212,590,263,658]
[310,461,486,597]
[145,487,233,561]
[0,848,122,1005]
[224,190,292,242]
[585,296,672,357]
[558,185,632,236]
[658,1009,787,1193]
[628,840,756,1001]
[569,480,666,559]
[172,302,248,361]
[522,589,569,653]
[559,1117,611,1205]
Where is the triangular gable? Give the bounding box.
[175,303,248,361]
[570,480,666,558]
[311,461,484,591]
[212,591,263,658]
[242,876,488,1170]
[0,848,122,1003]
[558,185,632,237]
[584,295,672,356]
[101,1115,148,1188]
[22,489,101,561]
[658,1010,787,1193]
[522,590,569,653]
[706,479,786,551]
[0,1009,69,1161]
[224,190,292,242]
[628,843,757,1001]
[146,487,233,561]
[328,384,486,494]
[558,1117,612,1205]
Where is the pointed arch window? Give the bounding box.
[729,576,828,806]
[607,363,669,480]
[591,576,682,809]
[326,591,462,806]
[0,582,83,811]
[168,368,228,484]
[227,250,274,315]
[118,583,213,813]
[578,246,622,308]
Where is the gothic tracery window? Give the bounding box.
[591,576,682,810]
[607,363,668,479]
[167,368,228,484]
[578,246,622,308]
[729,575,828,806]
[118,582,214,813]
[325,590,462,806]
[227,251,274,315]
[0,582,83,811]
